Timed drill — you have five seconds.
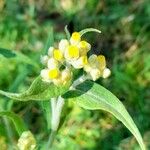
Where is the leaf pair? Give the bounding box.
[0,77,146,149]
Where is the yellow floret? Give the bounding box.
[48,69,59,79]
[80,41,88,48]
[68,45,79,59]
[97,55,106,70]
[71,32,81,41]
[81,56,88,65]
[53,49,63,61]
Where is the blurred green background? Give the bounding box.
[0,0,150,149]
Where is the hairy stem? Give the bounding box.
[70,74,89,90]
[47,96,65,149]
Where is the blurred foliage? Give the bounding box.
[0,0,150,149]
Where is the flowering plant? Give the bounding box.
[0,28,146,150]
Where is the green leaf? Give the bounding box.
[0,48,16,58]
[0,111,27,136]
[0,47,39,68]
[0,76,72,101]
[64,80,146,150]
[79,28,101,36]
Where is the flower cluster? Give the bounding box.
[41,31,111,85]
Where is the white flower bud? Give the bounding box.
[40,69,50,82]
[90,68,101,81]
[58,39,69,53]
[40,55,49,65]
[47,58,58,69]
[61,68,72,82]
[17,131,36,150]
[71,56,88,69]
[53,68,72,86]
[102,68,111,78]
[48,46,54,56]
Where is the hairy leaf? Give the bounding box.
[0,111,27,135]
[64,80,146,150]
[0,76,72,101]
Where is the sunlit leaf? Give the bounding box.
[64,80,146,150]
[0,76,72,101]
[0,111,27,136]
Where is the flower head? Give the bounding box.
[40,29,110,85]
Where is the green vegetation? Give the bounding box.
[0,0,149,149]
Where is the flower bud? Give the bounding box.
[59,39,69,52]
[71,56,88,69]
[17,131,36,150]
[47,58,59,69]
[40,69,50,82]
[97,55,106,70]
[89,68,101,81]
[48,46,54,56]
[102,68,111,78]
[53,68,72,86]
[40,55,49,65]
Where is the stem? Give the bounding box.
[70,74,89,90]
[47,130,57,148]
[47,96,65,149]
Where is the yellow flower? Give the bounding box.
[48,68,60,79]
[53,49,64,61]
[70,32,81,45]
[40,30,111,84]
[53,68,72,86]
[84,54,108,80]
[41,68,60,82]
[78,40,91,55]
[97,55,106,70]
[65,45,79,60]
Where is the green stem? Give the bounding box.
[47,130,57,149]
[3,118,14,147]
[47,96,64,149]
